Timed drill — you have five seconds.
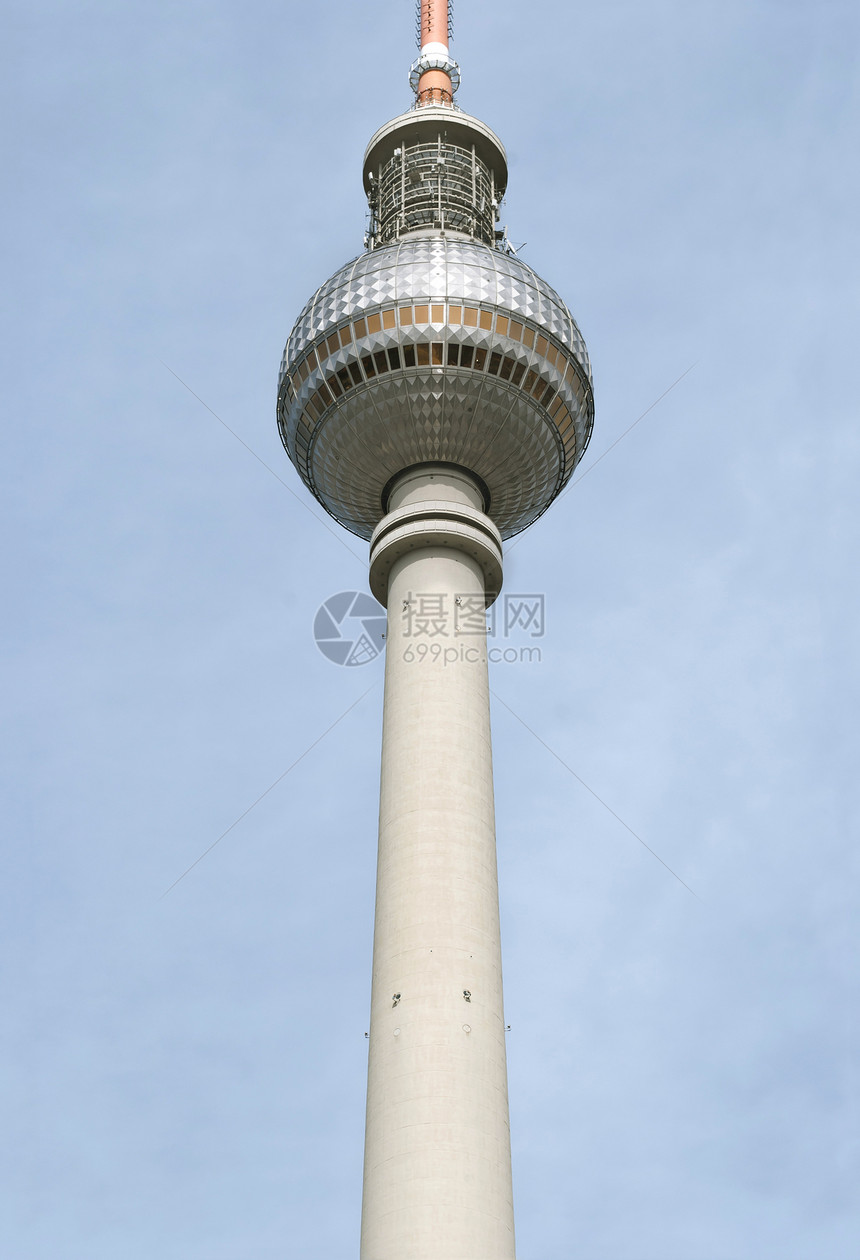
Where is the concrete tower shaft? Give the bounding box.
[362,467,514,1259]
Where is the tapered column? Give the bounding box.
[361,466,515,1260]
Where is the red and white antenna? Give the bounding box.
[410,0,460,106]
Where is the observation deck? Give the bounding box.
[276,42,593,544]
[363,106,507,247]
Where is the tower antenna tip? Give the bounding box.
[411,0,459,106]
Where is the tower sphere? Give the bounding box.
[277,105,594,541]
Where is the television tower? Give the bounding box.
[277,3,594,1255]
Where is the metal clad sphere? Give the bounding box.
[277,237,594,540]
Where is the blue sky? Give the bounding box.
[2,2,858,1257]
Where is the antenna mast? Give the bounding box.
[410,0,460,106]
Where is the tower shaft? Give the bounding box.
[278,8,594,1250]
[361,467,515,1259]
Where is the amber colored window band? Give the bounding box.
[300,317,576,382]
[289,309,586,429]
